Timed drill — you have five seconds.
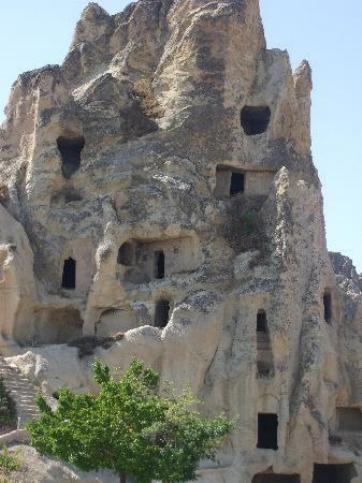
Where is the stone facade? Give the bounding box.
[0,1,361,482]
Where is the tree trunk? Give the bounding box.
[120,474,126,483]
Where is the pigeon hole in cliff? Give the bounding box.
[117,242,134,266]
[154,299,171,328]
[312,463,357,483]
[256,310,274,379]
[215,165,245,199]
[240,106,271,135]
[61,257,76,290]
[257,310,268,333]
[57,136,85,179]
[154,250,165,279]
[257,413,278,450]
[323,289,332,323]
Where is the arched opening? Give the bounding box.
[312,463,357,483]
[252,473,300,483]
[323,290,332,323]
[241,106,271,135]
[155,299,170,328]
[62,257,76,290]
[117,242,133,266]
[57,135,85,179]
[257,310,268,333]
[257,413,278,450]
[154,250,165,279]
[34,307,83,344]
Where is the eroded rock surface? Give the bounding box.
[0,1,361,482]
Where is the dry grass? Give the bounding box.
[132,79,164,119]
[0,186,9,205]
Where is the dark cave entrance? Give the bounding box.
[230,171,245,196]
[62,257,76,290]
[257,413,278,450]
[240,106,271,135]
[257,310,268,333]
[117,242,134,266]
[312,463,357,483]
[323,290,332,323]
[154,250,165,279]
[155,299,170,328]
[57,136,85,179]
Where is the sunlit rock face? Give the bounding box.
[0,1,361,481]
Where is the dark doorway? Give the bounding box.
[252,473,300,483]
[257,310,268,333]
[230,172,245,196]
[155,299,170,328]
[240,106,271,135]
[257,413,278,450]
[57,136,85,179]
[117,242,133,266]
[312,463,357,483]
[323,291,332,323]
[62,257,76,290]
[154,250,165,279]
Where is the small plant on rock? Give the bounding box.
[0,380,17,432]
[0,448,21,473]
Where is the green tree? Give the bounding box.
[27,359,234,483]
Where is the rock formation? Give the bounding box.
[0,0,361,481]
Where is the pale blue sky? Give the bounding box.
[0,1,361,272]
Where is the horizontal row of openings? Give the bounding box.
[55,106,270,178]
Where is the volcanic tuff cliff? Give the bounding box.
[0,0,361,481]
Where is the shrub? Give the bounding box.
[28,359,235,482]
[0,380,16,431]
[0,448,20,472]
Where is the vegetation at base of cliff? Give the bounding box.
[0,448,21,473]
[27,359,235,482]
[0,379,17,431]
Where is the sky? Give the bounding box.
[0,0,361,272]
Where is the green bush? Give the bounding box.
[0,448,20,472]
[28,359,235,482]
[0,380,16,431]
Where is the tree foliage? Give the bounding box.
[0,379,17,430]
[27,359,234,482]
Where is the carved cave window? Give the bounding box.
[257,310,268,333]
[117,242,134,266]
[154,250,165,279]
[57,136,85,179]
[241,106,271,135]
[154,299,170,328]
[257,413,278,450]
[62,257,76,290]
[323,290,332,323]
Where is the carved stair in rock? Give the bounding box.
[0,358,40,428]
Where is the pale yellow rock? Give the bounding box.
[0,1,361,482]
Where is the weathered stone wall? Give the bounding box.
[0,1,361,481]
